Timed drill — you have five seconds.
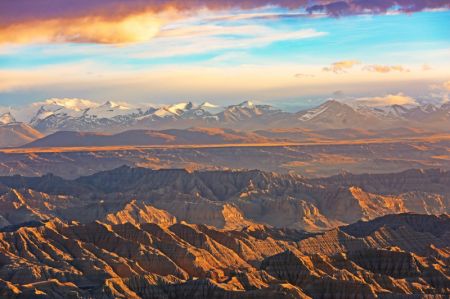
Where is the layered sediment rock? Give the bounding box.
[1,167,449,232]
[0,214,447,298]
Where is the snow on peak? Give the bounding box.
[35,98,98,111]
[85,101,139,118]
[441,101,450,110]
[166,102,193,115]
[0,112,16,125]
[298,103,330,122]
[197,102,223,114]
[238,101,255,108]
[199,102,218,108]
[421,104,438,113]
[150,102,192,118]
[98,101,130,110]
[382,104,409,117]
[153,108,176,118]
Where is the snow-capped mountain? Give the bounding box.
[377,104,410,118]
[0,112,16,125]
[27,99,285,132]
[29,99,148,132]
[291,100,385,129]
[85,101,137,118]
[13,98,450,133]
[217,101,283,123]
[149,102,194,119]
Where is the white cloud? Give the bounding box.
[351,93,417,107]
[134,24,327,58]
[429,80,450,104]
[32,98,100,111]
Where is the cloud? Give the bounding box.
[430,80,450,92]
[134,27,326,58]
[422,64,432,71]
[332,90,345,98]
[32,98,100,110]
[429,80,450,104]
[294,73,315,78]
[0,13,166,44]
[0,0,448,45]
[444,81,450,92]
[306,0,450,16]
[363,64,410,73]
[323,60,360,73]
[352,93,417,107]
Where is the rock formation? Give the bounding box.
[0,167,448,231]
[0,214,447,298]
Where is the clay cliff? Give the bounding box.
[0,167,448,231]
[0,214,448,298]
[0,168,448,298]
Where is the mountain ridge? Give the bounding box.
[0,166,448,231]
[4,99,450,134]
[0,213,448,298]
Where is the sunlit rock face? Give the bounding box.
[0,213,448,298]
[0,167,448,231]
[0,168,448,297]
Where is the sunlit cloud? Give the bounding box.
[363,65,410,73]
[323,60,361,73]
[0,12,170,44]
[444,81,450,91]
[429,80,450,104]
[1,60,443,106]
[1,0,448,45]
[422,64,432,71]
[351,93,417,107]
[131,21,327,58]
[306,0,450,16]
[294,73,315,78]
[32,98,99,110]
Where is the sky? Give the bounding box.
[0,0,449,110]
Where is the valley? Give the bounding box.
[1,134,450,179]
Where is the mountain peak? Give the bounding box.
[441,101,450,110]
[98,101,129,110]
[0,112,16,125]
[167,102,193,115]
[238,100,255,108]
[321,99,346,107]
[422,103,438,113]
[199,101,218,108]
[101,101,116,108]
[40,98,98,111]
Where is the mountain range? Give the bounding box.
[0,167,448,298]
[0,166,448,231]
[2,99,450,139]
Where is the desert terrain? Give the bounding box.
[1,134,450,179]
[0,166,449,298]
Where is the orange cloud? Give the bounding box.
[323,60,360,73]
[1,0,448,45]
[0,12,171,44]
[352,93,417,107]
[422,64,432,71]
[444,81,450,91]
[363,64,410,73]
